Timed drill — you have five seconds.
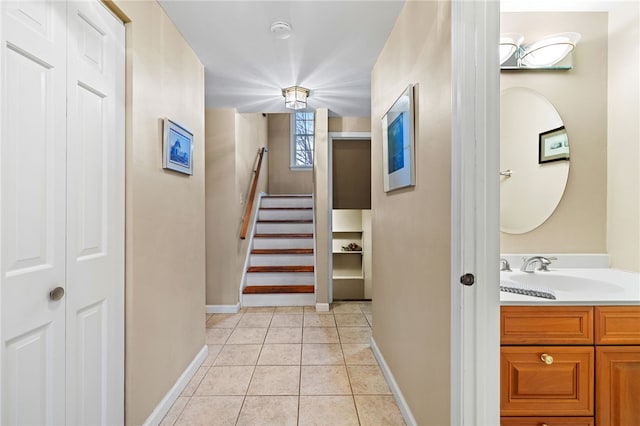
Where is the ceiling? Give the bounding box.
[158,1,405,117]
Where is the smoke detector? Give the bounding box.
[270,21,292,40]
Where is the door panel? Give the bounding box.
[65,2,124,424]
[1,1,67,424]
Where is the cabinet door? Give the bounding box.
[596,346,640,426]
[595,306,640,345]
[501,346,594,416]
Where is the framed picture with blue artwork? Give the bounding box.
[163,118,194,175]
[381,84,415,192]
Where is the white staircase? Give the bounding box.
[241,195,316,306]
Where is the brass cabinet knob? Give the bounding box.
[540,353,554,365]
[49,286,65,301]
[540,423,548,426]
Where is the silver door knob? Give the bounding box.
[50,287,65,301]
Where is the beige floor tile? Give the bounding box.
[303,313,336,327]
[205,328,232,345]
[258,344,302,365]
[247,365,300,395]
[270,313,303,328]
[213,344,262,366]
[303,327,340,343]
[354,395,406,426]
[237,312,273,328]
[236,395,298,426]
[347,365,391,395]
[342,344,378,365]
[195,366,254,396]
[338,327,372,344]
[332,303,363,313]
[160,396,189,426]
[227,327,268,344]
[175,396,243,426]
[201,344,224,366]
[298,395,359,426]
[244,306,276,313]
[365,313,373,327]
[304,305,331,313]
[206,313,243,329]
[300,365,351,395]
[301,343,344,365]
[181,366,209,397]
[334,313,369,327]
[359,303,372,314]
[275,306,304,314]
[265,327,302,344]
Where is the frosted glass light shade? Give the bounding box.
[520,32,581,67]
[282,86,309,110]
[500,33,524,65]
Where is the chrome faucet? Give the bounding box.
[500,258,511,271]
[520,256,555,273]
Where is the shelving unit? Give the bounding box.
[331,209,371,300]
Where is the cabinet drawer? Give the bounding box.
[501,417,594,426]
[501,307,594,344]
[501,346,594,416]
[595,346,640,426]
[595,306,640,344]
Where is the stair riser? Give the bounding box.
[252,238,314,250]
[242,293,315,307]
[258,210,313,221]
[249,254,314,267]
[245,272,314,285]
[255,222,314,234]
[261,197,313,208]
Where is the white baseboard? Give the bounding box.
[143,344,208,426]
[370,337,417,426]
[206,303,241,314]
[315,302,330,312]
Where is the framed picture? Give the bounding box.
[163,118,194,175]
[539,126,570,164]
[381,84,415,192]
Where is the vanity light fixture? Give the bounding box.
[500,33,524,65]
[520,32,581,67]
[282,86,309,110]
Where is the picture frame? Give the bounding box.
[539,126,570,164]
[381,84,415,192]
[163,118,194,175]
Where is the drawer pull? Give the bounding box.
[540,353,554,365]
[540,423,548,426]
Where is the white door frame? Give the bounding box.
[450,1,501,425]
[327,132,371,303]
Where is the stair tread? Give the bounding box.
[254,233,313,238]
[257,219,312,223]
[260,207,312,211]
[263,195,312,198]
[252,249,314,255]
[247,265,314,273]
[243,285,314,294]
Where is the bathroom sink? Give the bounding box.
[505,272,625,294]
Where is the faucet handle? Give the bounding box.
[500,258,511,272]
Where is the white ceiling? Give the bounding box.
[158,1,406,117]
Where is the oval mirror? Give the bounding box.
[500,87,570,234]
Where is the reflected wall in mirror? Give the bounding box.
[500,87,570,234]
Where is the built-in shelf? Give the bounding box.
[333,251,363,254]
[333,275,364,280]
[332,209,371,300]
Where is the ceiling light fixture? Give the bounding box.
[520,32,581,67]
[270,21,292,40]
[282,86,309,110]
[499,33,524,65]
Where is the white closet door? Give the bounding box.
[0,1,68,424]
[65,1,124,424]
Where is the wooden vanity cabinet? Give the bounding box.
[501,305,640,425]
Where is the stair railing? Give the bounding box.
[240,147,267,239]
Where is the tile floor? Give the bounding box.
[161,302,406,426]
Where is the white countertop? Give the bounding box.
[500,268,640,306]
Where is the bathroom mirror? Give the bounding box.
[500,87,570,234]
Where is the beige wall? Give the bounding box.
[328,116,371,133]
[371,1,452,424]
[500,13,608,253]
[205,111,268,305]
[607,4,640,272]
[313,109,330,304]
[267,113,313,194]
[333,140,371,209]
[113,1,206,424]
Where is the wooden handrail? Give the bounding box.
[240,147,267,239]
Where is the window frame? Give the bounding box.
[290,111,314,170]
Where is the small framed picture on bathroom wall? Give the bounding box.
[539,126,570,164]
[163,118,194,175]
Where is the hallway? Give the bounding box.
[161,302,405,425]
